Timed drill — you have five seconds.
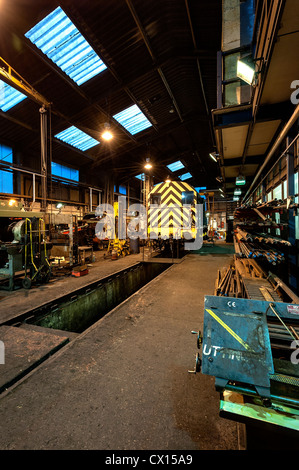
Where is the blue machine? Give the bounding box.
[202,296,275,398]
[190,296,299,430]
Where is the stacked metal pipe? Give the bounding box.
[253,233,291,247]
[235,227,286,265]
[268,322,299,351]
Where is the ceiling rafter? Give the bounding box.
[59,0,158,133]
[4,20,138,145]
[185,0,215,148]
[125,0,210,175]
[125,0,184,124]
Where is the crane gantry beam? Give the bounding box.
[0,56,51,108]
[0,56,51,210]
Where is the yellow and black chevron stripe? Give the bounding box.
[148,181,197,238]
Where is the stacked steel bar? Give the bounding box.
[235,227,286,265]
[254,233,292,247]
[215,264,244,298]
[268,322,299,351]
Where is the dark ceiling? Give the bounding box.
[0,0,222,189]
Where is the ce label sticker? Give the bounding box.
[227,301,236,308]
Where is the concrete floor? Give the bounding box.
[0,252,241,450]
[0,252,144,324]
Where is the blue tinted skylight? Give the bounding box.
[167,160,185,172]
[179,173,192,181]
[113,104,152,135]
[0,80,27,112]
[25,7,107,86]
[135,174,144,180]
[55,126,100,151]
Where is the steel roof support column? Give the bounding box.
[40,106,48,212]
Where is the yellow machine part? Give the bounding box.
[106,238,130,258]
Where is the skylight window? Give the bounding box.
[179,173,192,181]
[25,7,107,86]
[0,80,27,112]
[113,104,152,135]
[167,161,185,172]
[135,174,145,180]
[52,162,79,182]
[55,126,100,151]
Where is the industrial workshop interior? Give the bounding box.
[0,0,298,455]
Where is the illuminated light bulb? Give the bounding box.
[102,130,113,141]
[144,163,152,169]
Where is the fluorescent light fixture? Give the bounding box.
[233,196,240,201]
[237,58,255,85]
[0,79,27,111]
[236,175,246,186]
[25,6,107,86]
[179,173,192,181]
[234,188,242,196]
[209,152,218,162]
[55,125,100,151]
[167,160,184,172]
[113,104,152,135]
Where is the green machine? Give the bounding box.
[0,200,52,290]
